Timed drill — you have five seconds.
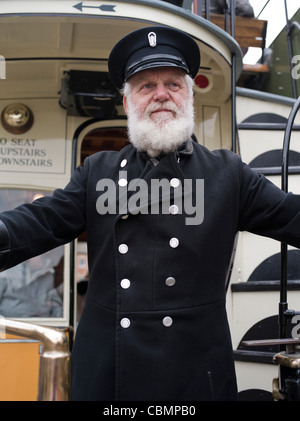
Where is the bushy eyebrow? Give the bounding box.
[135,75,186,90]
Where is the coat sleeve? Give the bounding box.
[0,163,88,270]
[237,160,300,248]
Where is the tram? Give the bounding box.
[0,0,299,401]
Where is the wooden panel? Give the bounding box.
[209,14,268,49]
[0,338,40,401]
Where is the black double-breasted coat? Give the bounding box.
[1,140,300,401]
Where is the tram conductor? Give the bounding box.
[0,26,300,401]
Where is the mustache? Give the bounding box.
[145,101,179,117]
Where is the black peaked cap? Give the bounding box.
[108,26,200,89]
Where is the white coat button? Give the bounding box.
[163,316,173,327]
[120,278,131,289]
[170,178,180,188]
[169,204,179,215]
[165,276,176,286]
[118,244,128,254]
[120,318,130,328]
[120,159,127,168]
[121,214,129,220]
[169,237,179,248]
[118,178,128,187]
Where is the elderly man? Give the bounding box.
[0,26,300,401]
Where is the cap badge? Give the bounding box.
[148,32,157,47]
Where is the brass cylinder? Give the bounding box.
[38,350,71,401]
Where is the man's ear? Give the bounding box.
[123,96,128,115]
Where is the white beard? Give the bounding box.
[126,96,194,158]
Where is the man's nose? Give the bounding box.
[153,84,170,101]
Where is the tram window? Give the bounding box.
[80,127,129,164]
[0,189,64,318]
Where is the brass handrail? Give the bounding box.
[0,317,71,401]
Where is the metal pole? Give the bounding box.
[230,0,235,39]
[224,0,229,33]
[232,51,237,153]
[230,0,237,153]
[280,96,300,340]
[0,317,71,401]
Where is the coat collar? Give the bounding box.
[137,138,194,163]
[177,138,194,156]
